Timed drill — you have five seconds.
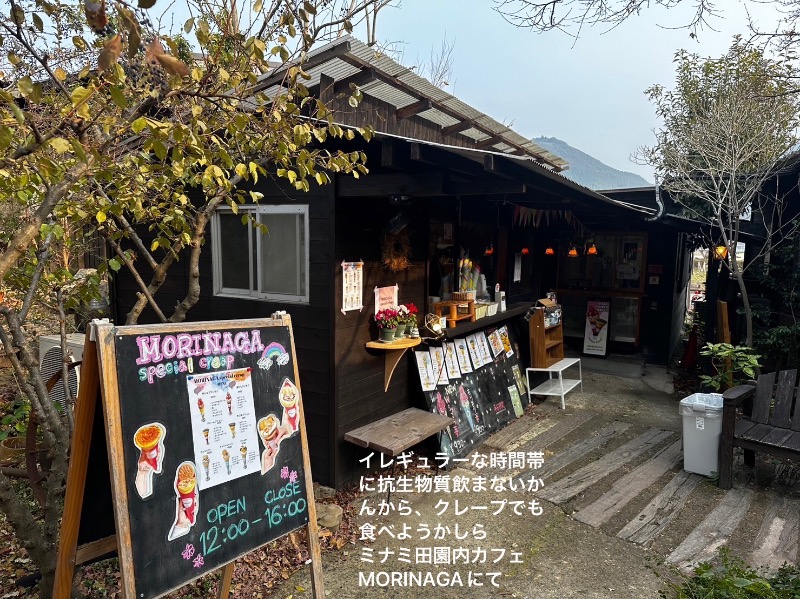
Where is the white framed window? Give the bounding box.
[212,205,309,303]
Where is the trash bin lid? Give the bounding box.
[679,392,723,413]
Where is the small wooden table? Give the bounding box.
[365,337,422,392]
[344,407,454,457]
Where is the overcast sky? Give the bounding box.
[366,0,786,183]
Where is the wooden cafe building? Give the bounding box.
[110,36,692,488]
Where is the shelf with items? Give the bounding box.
[530,298,564,369]
[432,299,475,328]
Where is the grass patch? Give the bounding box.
[665,549,800,598]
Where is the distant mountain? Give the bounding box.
[533,136,651,190]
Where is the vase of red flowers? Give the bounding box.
[375,307,399,342]
[402,302,419,337]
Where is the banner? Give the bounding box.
[583,300,610,356]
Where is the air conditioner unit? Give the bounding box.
[38,334,85,410]
[38,333,86,363]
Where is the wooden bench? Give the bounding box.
[719,369,800,489]
[344,407,454,458]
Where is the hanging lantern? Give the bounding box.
[587,242,598,255]
[714,244,728,260]
[484,244,494,256]
[544,245,555,256]
[568,244,579,258]
[521,247,530,255]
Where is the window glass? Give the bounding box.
[258,212,304,295]
[218,213,251,291]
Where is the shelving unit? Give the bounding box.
[526,358,582,410]
[432,299,475,328]
[529,307,564,368]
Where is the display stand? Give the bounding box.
[529,302,564,368]
[432,300,475,328]
[526,358,582,410]
[365,337,421,392]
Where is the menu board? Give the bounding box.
[416,324,527,458]
[96,318,311,599]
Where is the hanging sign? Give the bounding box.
[341,261,364,314]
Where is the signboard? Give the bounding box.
[55,316,322,599]
[583,300,610,356]
[416,324,527,458]
[373,284,398,316]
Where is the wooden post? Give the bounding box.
[216,563,235,599]
[53,331,102,599]
[716,300,732,389]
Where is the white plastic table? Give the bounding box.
[526,357,583,409]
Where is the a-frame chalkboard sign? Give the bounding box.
[54,315,323,599]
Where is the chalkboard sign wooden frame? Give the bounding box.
[54,315,323,599]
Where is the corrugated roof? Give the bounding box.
[255,36,568,171]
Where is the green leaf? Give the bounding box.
[17,76,34,98]
[32,13,44,31]
[138,0,157,8]
[0,126,12,150]
[109,86,128,108]
[183,17,195,33]
[108,258,121,271]
[49,138,72,154]
[348,95,358,108]
[235,163,247,178]
[10,5,25,25]
[131,117,148,134]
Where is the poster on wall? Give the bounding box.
[341,261,364,313]
[583,300,611,356]
[373,284,398,316]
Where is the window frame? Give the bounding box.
[212,204,310,304]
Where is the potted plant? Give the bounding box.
[375,307,399,342]
[403,302,419,337]
[396,305,410,338]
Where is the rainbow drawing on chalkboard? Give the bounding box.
[133,422,166,499]
[257,342,290,370]
[168,461,199,541]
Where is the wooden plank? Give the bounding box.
[749,494,799,572]
[74,535,117,566]
[734,419,758,438]
[396,98,432,120]
[575,439,683,528]
[94,325,136,599]
[786,432,800,452]
[741,423,779,443]
[484,414,553,451]
[336,173,445,198]
[518,421,631,484]
[665,488,753,571]
[343,408,453,457]
[54,332,103,599]
[770,370,797,429]
[760,427,795,448]
[513,412,594,453]
[617,471,703,545]
[538,428,674,505]
[752,372,776,424]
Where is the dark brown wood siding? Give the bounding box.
[111,179,337,485]
[331,195,429,488]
